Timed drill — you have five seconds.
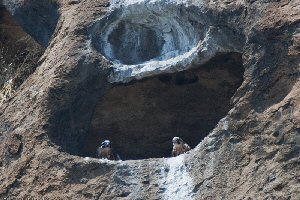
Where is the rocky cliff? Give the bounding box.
[0,0,299,199]
[0,3,43,105]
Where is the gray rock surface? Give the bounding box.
[0,0,299,199]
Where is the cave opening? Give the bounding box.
[81,52,244,160]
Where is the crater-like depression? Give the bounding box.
[48,2,245,160]
[84,53,244,160]
[47,51,244,160]
[91,3,206,66]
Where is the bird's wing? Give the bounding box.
[172,146,177,157]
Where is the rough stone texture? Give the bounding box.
[0,5,44,106]
[0,0,299,199]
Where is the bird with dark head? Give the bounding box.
[172,137,191,157]
[97,140,116,160]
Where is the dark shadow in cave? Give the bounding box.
[81,52,244,160]
[46,53,244,160]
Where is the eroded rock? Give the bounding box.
[0,0,299,199]
[0,5,44,106]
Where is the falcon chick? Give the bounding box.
[97,140,116,160]
[172,137,191,157]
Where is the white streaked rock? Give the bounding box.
[90,0,242,83]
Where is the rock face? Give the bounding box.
[0,4,44,106]
[0,0,299,199]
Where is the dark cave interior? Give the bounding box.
[82,52,244,160]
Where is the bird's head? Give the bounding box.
[100,140,111,149]
[172,137,184,145]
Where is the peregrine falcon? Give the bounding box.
[172,137,191,157]
[97,140,118,160]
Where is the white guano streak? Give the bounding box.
[161,154,194,200]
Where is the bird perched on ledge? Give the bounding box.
[97,140,117,160]
[172,137,191,157]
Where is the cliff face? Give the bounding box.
[0,0,299,199]
[0,4,44,105]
